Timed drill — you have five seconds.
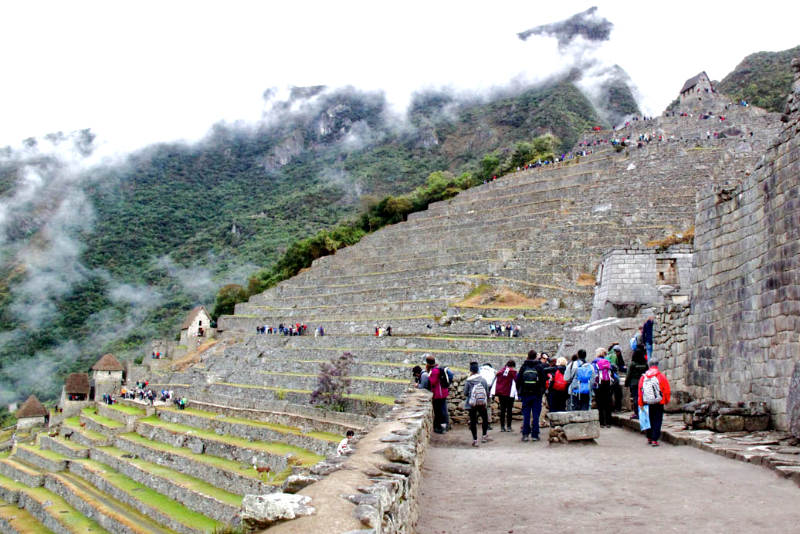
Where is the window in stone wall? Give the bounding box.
[656,258,678,286]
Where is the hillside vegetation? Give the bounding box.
[718,45,800,112]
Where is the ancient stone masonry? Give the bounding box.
[653,302,691,406]
[688,58,800,433]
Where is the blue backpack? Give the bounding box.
[576,365,593,395]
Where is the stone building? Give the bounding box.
[92,353,124,399]
[58,372,92,416]
[679,71,714,103]
[15,394,47,430]
[179,306,212,348]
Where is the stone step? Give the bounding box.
[13,445,67,473]
[0,473,109,534]
[234,296,453,319]
[60,418,113,448]
[87,447,241,525]
[79,409,126,437]
[67,459,220,534]
[253,356,447,380]
[38,436,88,460]
[253,280,468,306]
[0,457,44,487]
[134,415,325,471]
[44,471,175,534]
[230,370,410,398]
[113,432,279,496]
[0,497,54,534]
[155,405,340,457]
[95,404,146,430]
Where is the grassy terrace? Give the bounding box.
[107,403,146,416]
[17,443,67,462]
[63,417,107,442]
[158,406,341,442]
[118,432,284,485]
[81,408,125,429]
[296,359,470,374]
[0,473,108,533]
[96,447,242,507]
[283,345,527,357]
[256,370,409,384]
[47,436,88,454]
[75,458,221,532]
[0,498,52,534]
[137,415,324,466]
[214,381,396,405]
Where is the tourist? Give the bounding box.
[463,362,491,447]
[570,351,595,410]
[642,315,655,359]
[548,357,569,412]
[494,360,517,432]
[478,363,496,428]
[564,353,581,410]
[412,365,423,385]
[337,430,355,456]
[593,348,613,427]
[516,350,546,442]
[638,358,671,446]
[626,346,648,418]
[419,355,450,433]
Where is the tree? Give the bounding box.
[212,284,247,320]
[310,352,354,411]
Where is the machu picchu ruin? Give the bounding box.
[2,5,800,533]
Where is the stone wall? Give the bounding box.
[592,246,693,320]
[652,302,691,408]
[688,58,800,432]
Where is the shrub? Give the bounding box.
[310,352,354,412]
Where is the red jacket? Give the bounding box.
[429,367,449,399]
[494,367,517,397]
[638,368,671,407]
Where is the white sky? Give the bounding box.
[1,0,798,154]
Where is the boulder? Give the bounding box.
[242,493,315,530]
[282,474,321,494]
[547,410,599,441]
[382,444,415,464]
[563,421,601,441]
[712,415,744,433]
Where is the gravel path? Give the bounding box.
[417,425,800,533]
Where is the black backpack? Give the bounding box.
[520,366,540,395]
[438,367,452,389]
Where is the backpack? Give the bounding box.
[437,367,453,390]
[469,381,488,407]
[596,359,612,383]
[629,336,638,351]
[576,364,593,395]
[642,374,663,404]
[520,366,540,395]
[552,369,568,392]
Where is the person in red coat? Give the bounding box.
[638,358,671,446]
[494,360,517,432]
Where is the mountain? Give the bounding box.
[718,45,800,112]
[0,72,639,404]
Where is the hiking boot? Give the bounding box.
[521,435,529,442]
[500,426,507,432]
[647,439,653,445]
[472,440,479,447]
[651,441,660,447]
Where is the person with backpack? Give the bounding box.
[515,350,546,442]
[419,354,452,434]
[548,357,569,412]
[464,362,492,447]
[638,358,671,446]
[642,316,655,359]
[494,360,517,432]
[593,348,613,427]
[625,346,648,419]
[571,351,596,411]
[564,353,581,410]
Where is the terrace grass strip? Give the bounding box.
[81,409,125,429]
[255,370,409,384]
[213,382,396,406]
[0,498,53,534]
[62,418,107,442]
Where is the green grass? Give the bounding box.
[118,432,281,484]
[0,499,53,534]
[0,457,41,475]
[16,443,66,462]
[158,406,341,443]
[98,447,243,507]
[215,381,397,405]
[81,409,125,429]
[63,417,107,442]
[137,415,324,466]
[47,436,88,453]
[75,459,221,531]
[107,403,146,416]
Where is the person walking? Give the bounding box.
[464,362,492,447]
[419,355,450,434]
[494,360,517,432]
[625,346,648,419]
[638,358,671,446]
[516,350,546,442]
[593,348,613,427]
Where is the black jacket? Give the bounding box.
[516,360,546,396]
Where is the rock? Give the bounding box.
[353,504,379,528]
[713,415,745,433]
[383,444,415,464]
[241,493,315,530]
[282,474,321,494]
[744,415,770,432]
[562,421,600,441]
[187,438,204,454]
[380,462,412,476]
[548,409,599,426]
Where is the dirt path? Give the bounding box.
[418,425,800,534]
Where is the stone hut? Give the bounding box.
[15,395,47,430]
[679,71,714,103]
[92,353,124,399]
[59,372,92,416]
[179,305,212,347]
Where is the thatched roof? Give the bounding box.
[680,71,709,94]
[65,373,90,395]
[16,395,47,419]
[91,353,124,372]
[181,305,209,330]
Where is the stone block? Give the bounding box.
[242,493,315,530]
[547,409,599,426]
[562,421,601,441]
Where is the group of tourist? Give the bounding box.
[488,322,521,337]
[255,323,308,336]
[374,324,392,336]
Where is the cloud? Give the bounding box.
[517,6,613,49]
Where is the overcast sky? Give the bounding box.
[1,1,798,154]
